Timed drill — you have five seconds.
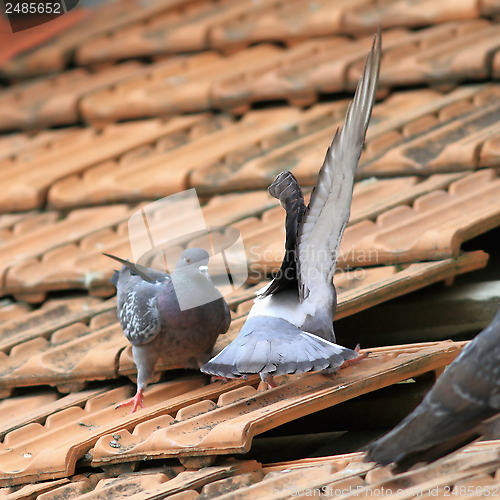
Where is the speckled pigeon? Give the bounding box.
[201,31,381,389]
[105,248,231,412]
[365,308,500,472]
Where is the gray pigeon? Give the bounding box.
[201,31,381,389]
[105,248,231,412]
[365,308,500,472]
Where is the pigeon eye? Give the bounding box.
[185,258,192,264]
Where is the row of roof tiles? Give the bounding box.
[2,440,500,500]
[6,22,500,132]
[0,165,494,301]
[3,83,500,216]
[3,0,499,78]
[0,340,463,485]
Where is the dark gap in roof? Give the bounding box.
[238,374,435,461]
[335,226,500,349]
[458,225,500,282]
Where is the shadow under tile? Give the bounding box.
[236,373,435,463]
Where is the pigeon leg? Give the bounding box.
[210,376,229,384]
[260,372,278,390]
[339,344,369,370]
[115,388,145,413]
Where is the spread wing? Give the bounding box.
[296,30,381,301]
[259,171,306,298]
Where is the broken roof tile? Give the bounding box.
[91,340,464,468]
[0,63,143,132]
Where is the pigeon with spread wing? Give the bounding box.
[201,31,381,389]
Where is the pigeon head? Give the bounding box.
[176,248,210,274]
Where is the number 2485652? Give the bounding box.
[5,2,62,13]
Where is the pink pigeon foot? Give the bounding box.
[339,344,369,370]
[210,375,229,384]
[115,389,145,413]
[261,373,278,390]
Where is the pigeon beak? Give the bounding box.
[198,265,209,277]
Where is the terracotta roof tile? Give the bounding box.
[0,129,78,162]
[0,11,87,68]
[0,63,143,132]
[209,0,485,49]
[0,296,113,354]
[212,23,489,111]
[334,251,488,320]
[4,171,491,300]
[0,310,122,396]
[0,116,205,213]
[0,478,70,500]
[0,375,243,486]
[0,299,31,324]
[0,205,138,295]
[2,1,500,492]
[0,386,112,441]
[3,0,491,80]
[0,189,276,300]
[0,251,485,396]
[2,441,500,499]
[80,45,308,122]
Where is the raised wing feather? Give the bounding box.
[296,30,380,301]
[259,171,306,298]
